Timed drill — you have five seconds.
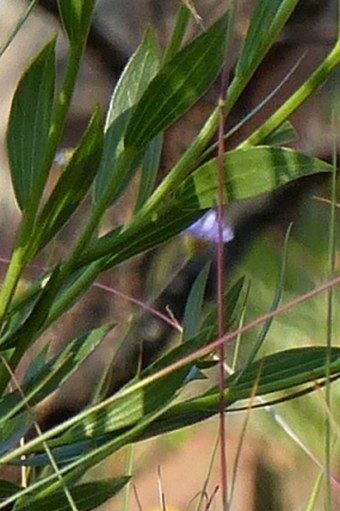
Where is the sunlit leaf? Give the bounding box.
[139,347,340,438]
[177,146,333,208]
[0,265,61,351]
[106,28,161,128]
[95,29,161,204]
[124,12,229,152]
[77,147,332,272]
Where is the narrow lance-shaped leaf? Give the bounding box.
[236,0,294,76]
[134,133,163,211]
[14,478,130,511]
[0,325,113,425]
[95,29,161,203]
[55,280,244,445]
[94,110,138,204]
[59,355,189,442]
[29,108,103,259]
[228,0,299,109]
[137,347,340,440]
[7,39,55,212]
[106,28,161,128]
[16,345,340,470]
[58,0,82,42]
[0,265,61,351]
[46,346,340,458]
[261,120,298,146]
[183,262,211,340]
[77,147,333,271]
[124,12,229,152]
[176,146,334,209]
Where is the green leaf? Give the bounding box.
[134,133,164,211]
[227,347,340,397]
[4,269,53,339]
[58,0,82,42]
[146,277,245,377]
[106,28,161,128]
[182,262,211,340]
[261,120,298,146]
[22,345,49,386]
[77,147,332,272]
[0,412,32,456]
[15,477,130,511]
[177,146,333,209]
[124,12,229,152]
[42,345,337,460]
[0,326,112,425]
[7,39,55,212]
[228,0,299,109]
[94,110,138,203]
[164,4,191,63]
[139,347,340,439]
[95,29,161,204]
[236,0,293,75]
[0,265,61,351]
[80,205,204,271]
[0,480,21,500]
[30,108,103,258]
[59,359,188,442]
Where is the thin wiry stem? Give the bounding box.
[216,3,237,508]
[324,105,338,511]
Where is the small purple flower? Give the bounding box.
[185,209,234,243]
[54,149,74,166]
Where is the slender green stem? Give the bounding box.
[239,40,340,148]
[40,1,96,193]
[45,262,101,328]
[227,0,299,114]
[62,151,134,275]
[136,107,220,219]
[0,397,176,508]
[0,247,26,321]
[164,4,191,63]
[0,1,96,371]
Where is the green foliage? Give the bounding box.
[95,28,161,204]
[124,13,230,152]
[177,146,333,207]
[30,108,104,259]
[0,2,340,509]
[14,477,130,511]
[58,0,83,43]
[6,39,55,213]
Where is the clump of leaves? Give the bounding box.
[0,1,340,509]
